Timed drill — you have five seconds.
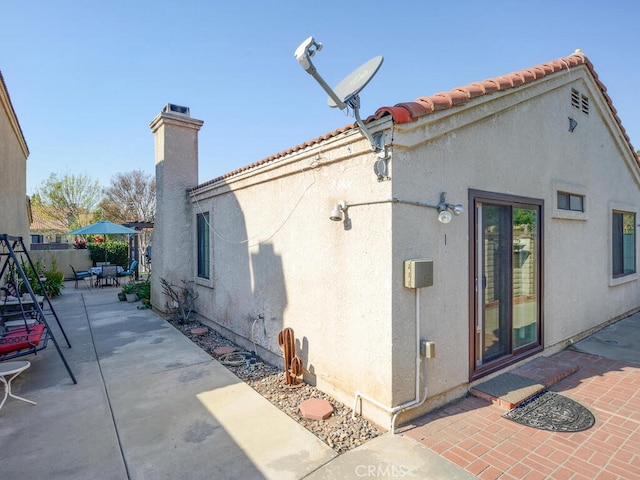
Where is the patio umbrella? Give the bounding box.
[68,220,137,236]
[68,220,137,262]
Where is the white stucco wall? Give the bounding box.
[158,63,640,429]
[189,131,399,426]
[389,63,640,419]
[0,75,30,242]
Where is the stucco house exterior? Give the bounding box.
[150,51,639,429]
[0,71,30,242]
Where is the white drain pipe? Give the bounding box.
[352,289,427,434]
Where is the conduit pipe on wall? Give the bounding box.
[330,198,440,222]
[352,289,427,434]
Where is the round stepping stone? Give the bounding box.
[190,327,209,336]
[213,345,237,357]
[299,398,333,420]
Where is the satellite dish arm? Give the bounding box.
[294,37,347,110]
[350,95,378,152]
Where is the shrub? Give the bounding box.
[121,279,150,303]
[88,241,128,267]
[160,278,198,323]
[73,237,87,249]
[136,279,151,304]
[20,257,65,298]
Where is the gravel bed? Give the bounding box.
[168,319,383,454]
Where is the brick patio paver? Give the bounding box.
[403,350,640,479]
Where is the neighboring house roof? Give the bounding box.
[30,206,94,236]
[193,51,637,190]
[30,206,69,234]
[0,70,29,157]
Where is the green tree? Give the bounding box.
[33,172,103,231]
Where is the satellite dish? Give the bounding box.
[328,56,383,108]
[294,37,386,156]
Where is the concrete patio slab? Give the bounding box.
[304,433,477,480]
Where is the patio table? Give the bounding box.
[90,266,124,287]
[0,360,36,411]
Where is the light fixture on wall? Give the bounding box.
[329,201,347,222]
[568,117,578,132]
[329,194,464,224]
[437,192,464,224]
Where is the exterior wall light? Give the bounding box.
[437,209,453,224]
[329,201,347,221]
[569,117,578,132]
[329,193,464,224]
[437,192,464,224]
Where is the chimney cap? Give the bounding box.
[162,103,190,117]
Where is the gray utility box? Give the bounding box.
[404,259,433,289]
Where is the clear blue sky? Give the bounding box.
[3,1,639,195]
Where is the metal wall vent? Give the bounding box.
[571,88,589,115]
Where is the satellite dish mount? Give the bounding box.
[294,37,385,157]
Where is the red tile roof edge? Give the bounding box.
[374,54,583,122]
[191,52,637,191]
[374,52,637,165]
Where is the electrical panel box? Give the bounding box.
[404,259,433,289]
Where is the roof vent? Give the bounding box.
[162,103,190,117]
[570,89,589,115]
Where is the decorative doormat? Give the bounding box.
[503,391,595,432]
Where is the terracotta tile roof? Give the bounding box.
[30,208,68,233]
[192,52,637,190]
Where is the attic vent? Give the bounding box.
[571,88,589,115]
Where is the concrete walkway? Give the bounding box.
[2,284,639,479]
[0,284,470,480]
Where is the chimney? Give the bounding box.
[149,104,204,309]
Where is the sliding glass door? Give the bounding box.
[471,191,543,379]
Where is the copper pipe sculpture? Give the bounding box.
[278,327,303,386]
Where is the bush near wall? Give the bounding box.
[87,241,128,267]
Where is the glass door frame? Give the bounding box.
[468,189,544,381]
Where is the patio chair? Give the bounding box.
[70,265,92,289]
[117,260,137,283]
[98,265,119,287]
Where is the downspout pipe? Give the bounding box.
[352,289,428,434]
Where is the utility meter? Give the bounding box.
[404,259,434,289]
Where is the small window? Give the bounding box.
[571,88,589,115]
[557,192,584,212]
[197,212,210,279]
[612,211,635,277]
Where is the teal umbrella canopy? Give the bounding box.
[68,220,137,236]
